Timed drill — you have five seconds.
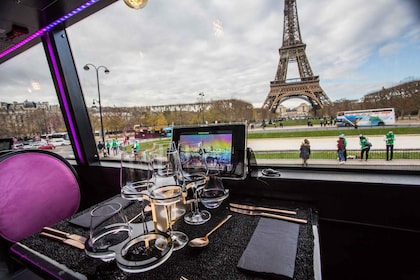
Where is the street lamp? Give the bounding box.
[84,63,109,144]
[199,92,205,124]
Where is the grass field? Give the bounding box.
[127,125,420,161]
[254,149,420,160]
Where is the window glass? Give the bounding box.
[65,0,419,170]
[0,44,75,159]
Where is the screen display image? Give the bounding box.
[179,131,233,173]
[172,123,247,180]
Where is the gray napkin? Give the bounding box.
[69,196,132,228]
[237,217,300,279]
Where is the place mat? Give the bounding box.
[237,217,300,279]
[69,196,133,228]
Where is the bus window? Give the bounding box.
[0,45,74,159]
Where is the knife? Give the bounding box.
[42,227,87,244]
[229,203,297,215]
[230,207,307,224]
[40,232,85,250]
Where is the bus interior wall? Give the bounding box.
[73,163,420,279]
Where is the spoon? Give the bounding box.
[188,215,232,248]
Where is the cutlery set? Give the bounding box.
[39,203,306,249]
[40,227,86,249]
[229,203,307,224]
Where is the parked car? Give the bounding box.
[22,141,34,149]
[12,142,24,149]
[38,143,55,150]
[49,139,64,146]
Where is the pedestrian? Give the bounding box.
[359,134,371,161]
[341,134,348,161]
[97,141,105,157]
[105,139,111,155]
[135,140,140,153]
[299,138,311,167]
[337,135,346,164]
[385,131,395,161]
[112,138,118,156]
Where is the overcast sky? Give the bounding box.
[1,0,419,109]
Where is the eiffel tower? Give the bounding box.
[263,0,331,113]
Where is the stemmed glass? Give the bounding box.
[120,150,154,233]
[116,150,174,273]
[180,142,212,225]
[149,142,189,251]
[200,171,229,209]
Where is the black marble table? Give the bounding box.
[11,195,319,280]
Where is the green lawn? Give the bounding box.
[133,126,420,160]
[254,150,420,160]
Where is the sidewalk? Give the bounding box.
[255,158,420,170]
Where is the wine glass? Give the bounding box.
[180,142,211,225]
[148,142,189,251]
[200,172,229,209]
[116,150,175,273]
[85,202,131,262]
[120,150,154,198]
[120,150,153,234]
[151,143,177,186]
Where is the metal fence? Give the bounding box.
[253,149,420,160]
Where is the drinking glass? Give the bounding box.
[148,185,187,250]
[179,142,211,225]
[120,151,154,199]
[85,202,131,262]
[151,143,176,186]
[149,142,188,250]
[117,151,175,273]
[200,173,229,209]
[120,150,154,234]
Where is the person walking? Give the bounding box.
[340,134,348,161]
[112,138,118,156]
[359,134,371,161]
[385,131,395,161]
[337,135,346,164]
[105,139,111,156]
[97,141,104,157]
[299,138,311,167]
[134,140,140,153]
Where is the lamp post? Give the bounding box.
[84,64,109,144]
[199,92,205,124]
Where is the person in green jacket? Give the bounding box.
[112,138,118,156]
[385,131,395,161]
[105,140,110,156]
[135,140,140,153]
[359,134,371,161]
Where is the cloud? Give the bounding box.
[1,0,419,109]
[379,43,404,56]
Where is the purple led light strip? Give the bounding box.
[45,34,84,164]
[0,0,99,59]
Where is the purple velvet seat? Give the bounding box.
[0,150,80,243]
